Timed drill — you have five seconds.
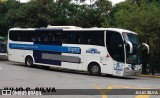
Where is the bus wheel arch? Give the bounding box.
[88,62,101,76]
[25,55,34,67]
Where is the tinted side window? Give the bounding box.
[9,31,16,41]
[65,31,81,44]
[9,31,28,41]
[106,31,124,62]
[9,30,35,42]
[35,31,62,44]
[62,32,69,43]
[64,31,104,46]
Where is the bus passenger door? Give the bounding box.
[102,56,114,75]
[105,31,125,76]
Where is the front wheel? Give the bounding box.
[25,56,34,67]
[89,63,101,76]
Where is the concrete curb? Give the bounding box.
[136,74,160,78]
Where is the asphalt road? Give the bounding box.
[0,59,160,98]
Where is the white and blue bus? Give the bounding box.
[8,26,142,76]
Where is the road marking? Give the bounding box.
[137,74,160,78]
[93,84,113,98]
[135,95,151,98]
[93,84,151,98]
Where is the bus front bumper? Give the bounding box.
[123,69,142,76]
[0,53,7,57]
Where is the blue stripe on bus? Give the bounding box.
[9,43,81,54]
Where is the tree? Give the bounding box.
[0,0,21,36]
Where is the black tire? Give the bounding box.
[25,56,34,67]
[89,63,101,76]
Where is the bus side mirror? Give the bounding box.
[141,43,149,54]
[125,40,133,54]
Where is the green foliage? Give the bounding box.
[0,0,21,36]
[0,0,112,34]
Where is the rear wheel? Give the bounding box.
[89,63,101,76]
[25,56,34,67]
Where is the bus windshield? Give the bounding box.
[123,33,138,44]
[123,32,140,64]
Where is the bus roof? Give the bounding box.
[47,25,82,29]
[9,26,137,35]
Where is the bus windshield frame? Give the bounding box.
[122,32,140,65]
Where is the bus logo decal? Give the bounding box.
[86,48,100,54]
[68,47,80,54]
[114,63,122,71]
